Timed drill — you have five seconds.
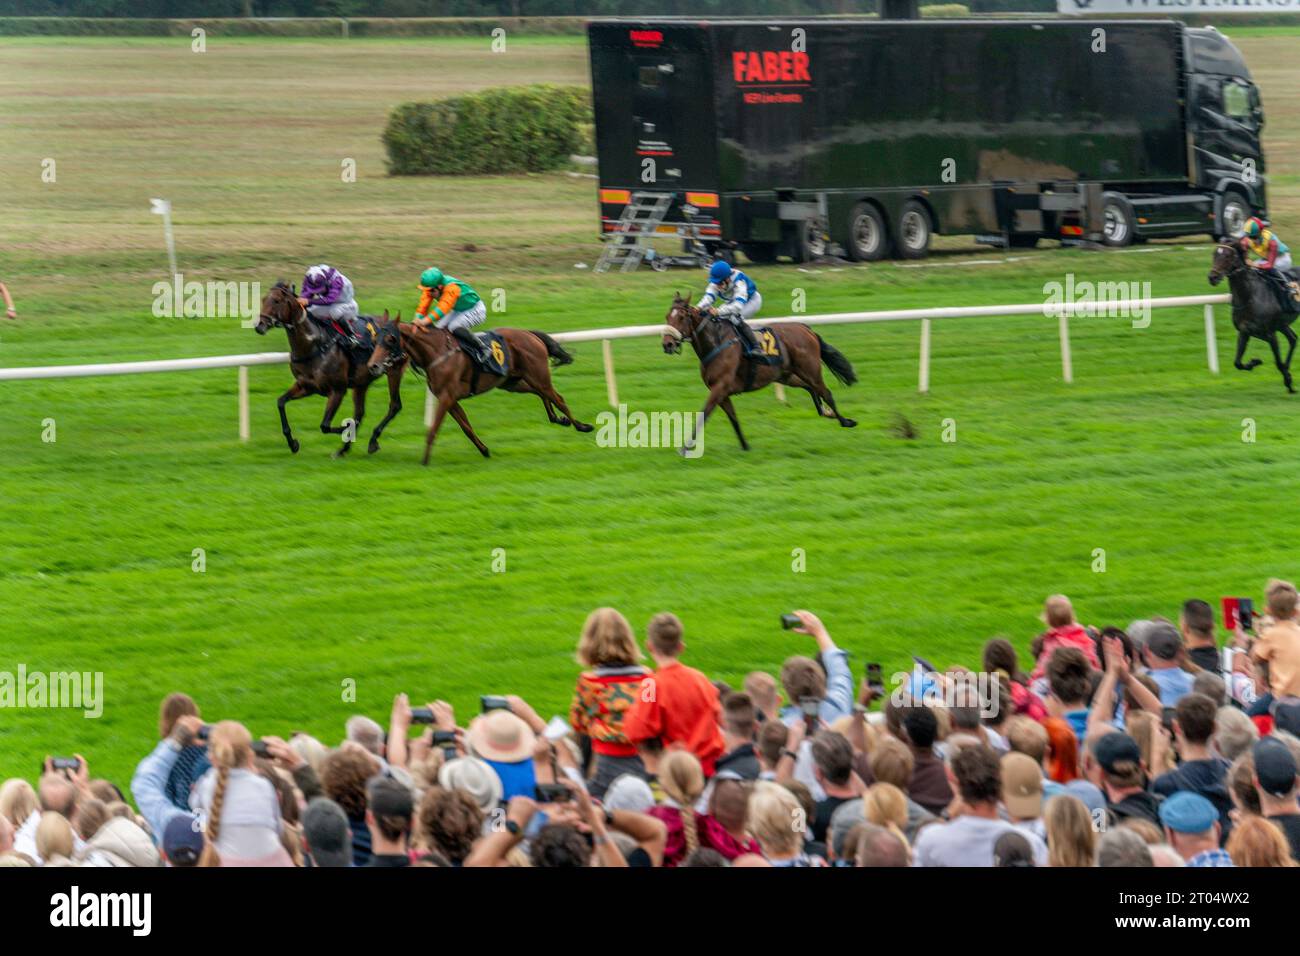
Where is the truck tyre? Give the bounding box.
[846,202,889,262]
[1101,193,1136,247]
[742,242,779,265]
[1008,234,1040,249]
[1219,192,1250,239]
[896,201,932,259]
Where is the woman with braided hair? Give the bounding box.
[191,721,292,867]
[646,750,705,867]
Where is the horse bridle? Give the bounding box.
[260,289,331,363]
[666,302,696,343]
[370,324,406,374]
[1210,240,1249,282]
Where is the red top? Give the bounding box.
[622,660,725,775]
[569,666,648,757]
[1030,624,1100,682]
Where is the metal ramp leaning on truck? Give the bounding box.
[594,192,674,273]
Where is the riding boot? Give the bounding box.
[734,317,762,356]
[452,325,489,365]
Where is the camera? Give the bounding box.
[251,739,270,758]
[780,613,802,630]
[481,695,510,713]
[411,707,436,725]
[50,757,80,772]
[535,783,572,803]
[432,730,457,745]
[799,696,822,718]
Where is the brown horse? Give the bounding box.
[662,294,857,453]
[255,282,406,457]
[366,320,593,465]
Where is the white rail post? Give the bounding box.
[918,318,931,394]
[774,383,786,403]
[238,366,250,442]
[424,389,434,429]
[1058,310,1073,384]
[602,338,619,408]
[1204,303,1220,374]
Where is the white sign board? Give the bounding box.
[1059,0,1300,13]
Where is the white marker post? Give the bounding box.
[149,198,177,278]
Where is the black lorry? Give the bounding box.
[588,18,1267,262]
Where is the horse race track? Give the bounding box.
[1,31,1299,783]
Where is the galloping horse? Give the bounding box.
[255,282,406,456]
[1208,240,1300,393]
[662,294,857,452]
[365,320,593,465]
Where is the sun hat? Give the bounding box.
[467,709,536,763]
[439,756,504,813]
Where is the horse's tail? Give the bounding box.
[529,330,574,367]
[816,333,858,386]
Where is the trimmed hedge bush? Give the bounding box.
[383,84,591,176]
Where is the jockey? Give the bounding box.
[412,266,490,365]
[299,264,363,348]
[1239,217,1293,272]
[697,259,763,355]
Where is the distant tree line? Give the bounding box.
[0,0,876,16]
[0,0,1056,17]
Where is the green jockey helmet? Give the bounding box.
[419,267,444,289]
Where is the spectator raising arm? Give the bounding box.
[130,714,202,839]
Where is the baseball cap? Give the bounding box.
[1063,779,1108,818]
[1158,791,1218,834]
[1253,737,1299,798]
[162,814,204,866]
[1001,752,1044,819]
[1272,700,1300,738]
[1145,623,1183,662]
[603,774,655,813]
[1093,732,1142,775]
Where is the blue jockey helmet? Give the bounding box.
[709,260,732,283]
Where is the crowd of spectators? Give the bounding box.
[3,582,1300,869]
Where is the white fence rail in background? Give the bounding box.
[0,294,1233,442]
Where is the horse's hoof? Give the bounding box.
[555,417,571,427]
[840,418,858,428]
[332,446,351,460]
[573,422,594,433]
[288,439,300,454]
[367,440,380,454]
[480,448,491,458]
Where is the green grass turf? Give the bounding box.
[0,32,1298,788]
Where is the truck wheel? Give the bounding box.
[896,201,932,259]
[1220,193,1250,239]
[1102,193,1136,247]
[742,243,779,265]
[846,203,888,262]
[1008,234,1040,249]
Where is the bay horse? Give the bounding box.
[662,294,857,453]
[255,282,407,456]
[1208,240,1299,393]
[365,320,593,465]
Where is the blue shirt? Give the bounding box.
[1148,667,1196,706]
[699,269,757,308]
[778,648,855,728]
[1187,848,1235,867]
